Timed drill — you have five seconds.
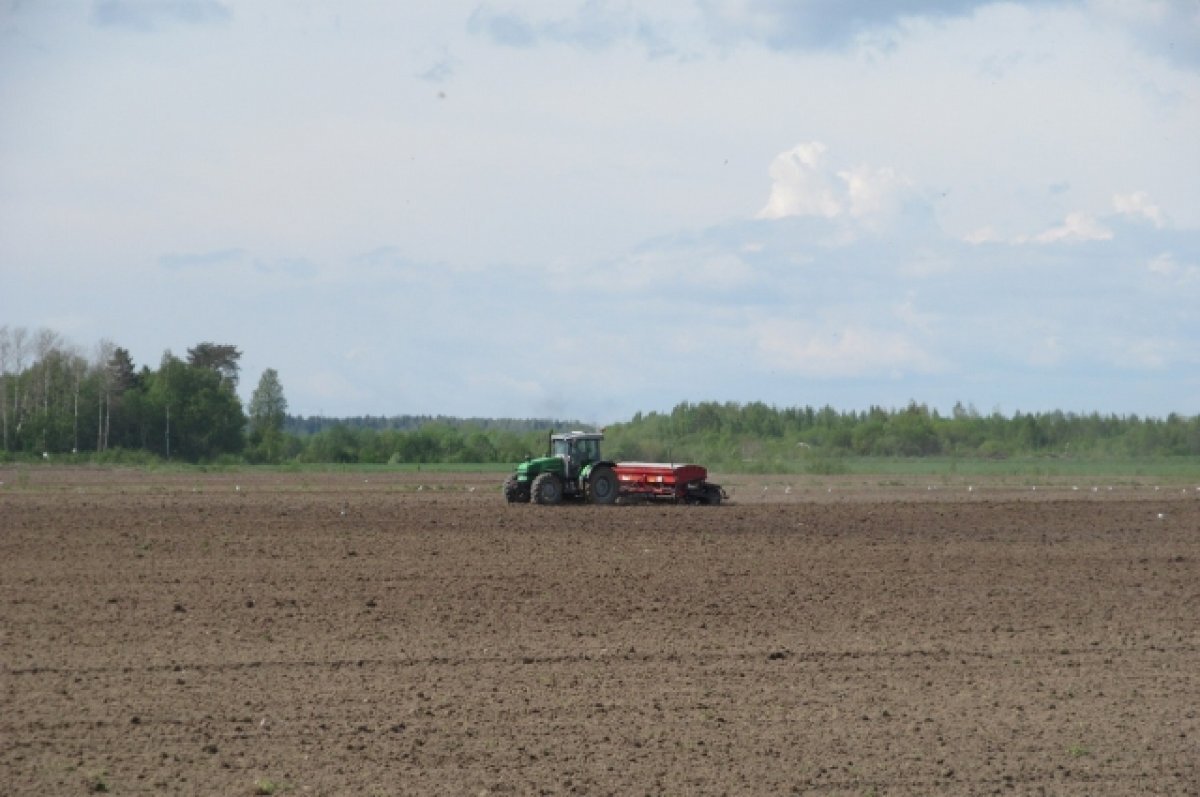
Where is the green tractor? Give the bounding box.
[503,431,618,505]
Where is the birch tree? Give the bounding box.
[94,338,116,451]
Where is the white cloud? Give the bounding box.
[757,142,917,237]
[963,226,1000,244]
[1031,211,1114,244]
[840,163,910,221]
[1113,191,1167,228]
[1147,252,1200,284]
[758,142,844,220]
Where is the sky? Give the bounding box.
[1,0,1198,423]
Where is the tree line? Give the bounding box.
[285,414,586,436]
[601,400,1200,468]
[0,327,562,465]
[0,328,287,462]
[3,327,1197,466]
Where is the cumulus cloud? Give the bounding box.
[840,163,911,222]
[758,142,917,233]
[1146,252,1200,284]
[1113,191,1167,228]
[1030,212,1113,244]
[963,226,1001,245]
[977,194,1171,246]
[758,142,843,219]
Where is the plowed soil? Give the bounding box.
[2,467,1198,795]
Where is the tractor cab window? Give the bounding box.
[575,438,599,463]
[552,439,569,458]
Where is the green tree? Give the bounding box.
[145,356,246,461]
[186,342,242,390]
[247,368,289,463]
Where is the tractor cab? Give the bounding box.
[552,433,601,478]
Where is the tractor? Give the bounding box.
[503,430,724,506]
[504,431,618,505]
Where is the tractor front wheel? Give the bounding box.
[503,475,530,503]
[587,466,618,505]
[531,472,564,505]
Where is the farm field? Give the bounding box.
[2,467,1198,795]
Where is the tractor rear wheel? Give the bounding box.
[705,486,723,506]
[587,466,618,505]
[531,472,563,505]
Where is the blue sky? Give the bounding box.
[1,1,1197,422]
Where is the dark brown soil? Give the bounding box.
[2,467,1198,795]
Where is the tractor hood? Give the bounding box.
[516,455,565,482]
